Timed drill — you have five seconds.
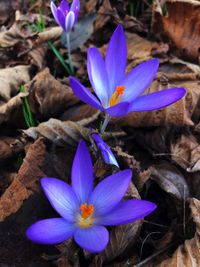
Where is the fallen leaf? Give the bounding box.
[156,198,200,267]
[0,138,46,222]
[153,0,200,62]
[23,118,91,146]
[27,68,78,120]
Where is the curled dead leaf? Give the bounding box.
[0,138,46,222]
[23,118,91,146]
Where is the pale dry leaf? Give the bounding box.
[29,43,48,69]
[0,92,28,125]
[35,26,62,45]
[0,138,46,222]
[171,134,200,172]
[0,65,31,103]
[156,198,200,267]
[27,68,78,120]
[153,0,200,62]
[23,118,91,146]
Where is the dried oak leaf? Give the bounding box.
[27,68,78,120]
[153,0,200,62]
[156,198,200,267]
[0,138,46,222]
[171,134,200,172]
[23,118,91,146]
[0,65,31,103]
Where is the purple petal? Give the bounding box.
[130,87,186,112]
[98,200,157,226]
[92,133,119,167]
[122,59,159,102]
[41,177,79,222]
[74,226,109,252]
[87,48,110,107]
[105,25,127,97]
[70,0,80,21]
[50,1,60,25]
[89,169,132,215]
[69,76,104,111]
[60,0,69,12]
[57,7,66,30]
[65,11,75,32]
[72,140,93,203]
[26,218,75,244]
[106,101,130,116]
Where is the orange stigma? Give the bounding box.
[109,85,125,106]
[80,203,94,220]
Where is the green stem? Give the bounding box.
[66,33,74,74]
[47,40,71,75]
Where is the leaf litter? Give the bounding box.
[0,0,200,266]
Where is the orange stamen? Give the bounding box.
[109,85,125,106]
[80,203,94,220]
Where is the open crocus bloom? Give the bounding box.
[92,132,119,167]
[69,25,186,117]
[51,0,80,33]
[26,140,156,253]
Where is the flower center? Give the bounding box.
[109,85,125,106]
[78,203,94,228]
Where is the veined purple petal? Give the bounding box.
[87,48,110,107]
[72,140,93,203]
[70,0,80,21]
[129,87,186,112]
[69,76,104,111]
[50,2,60,25]
[122,59,159,102]
[92,133,119,167]
[60,0,69,12]
[57,7,66,30]
[105,25,127,98]
[89,169,132,216]
[65,11,75,32]
[106,102,130,116]
[74,226,109,252]
[41,178,79,222]
[26,218,75,244]
[98,200,157,226]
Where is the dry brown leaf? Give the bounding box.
[171,134,200,172]
[35,26,62,45]
[0,65,31,103]
[0,138,46,222]
[27,68,78,120]
[156,198,200,267]
[153,0,200,62]
[29,43,48,69]
[0,92,28,125]
[23,118,91,146]
[0,136,24,160]
[94,0,114,31]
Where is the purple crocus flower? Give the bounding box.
[26,140,156,253]
[51,0,80,33]
[92,132,119,167]
[69,25,186,117]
